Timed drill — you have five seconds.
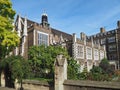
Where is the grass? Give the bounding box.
[28,77,53,82]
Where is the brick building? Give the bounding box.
[88,22,120,69]
[14,13,107,71]
[14,13,72,58]
[72,33,105,71]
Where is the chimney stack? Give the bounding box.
[80,32,86,40]
[100,27,106,33]
[117,21,120,28]
[73,33,76,43]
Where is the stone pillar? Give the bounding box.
[1,70,5,87]
[54,54,67,90]
[14,79,20,90]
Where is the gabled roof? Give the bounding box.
[15,15,73,41]
[15,15,36,27]
[17,16,72,40]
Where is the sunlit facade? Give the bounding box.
[14,13,120,71]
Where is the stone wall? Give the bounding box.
[15,79,120,90]
[19,80,54,90]
[64,80,120,90]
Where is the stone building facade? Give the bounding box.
[72,33,105,72]
[88,22,120,69]
[14,14,72,59]
[14,13,107,72]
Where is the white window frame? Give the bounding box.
[100,50,104,60]
[108,45,116,51]
[37,31,49,46]
[86,47,92,60]
[108,37,115,43]
[101,38,106,44]
[94,49,99,60]
[76,44,84,59]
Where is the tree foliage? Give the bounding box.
[99,58,114,75]
[0,0,15,19]
[28,45,68,79]
[0,55,30,83]
[84,58,115,81]
[78,68,89,80]
[0,56,30,90]
[88,65,112,81]
[67,58,80,80]
[0,0,19,58]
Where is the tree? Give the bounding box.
[67,58,80,80]
[99,58,114,75]
[90,65,103,74]
[0,55,30,88]
[28,45,68,79]
[88,66,103,81]
[0,0,15,19]
[0,0,19,59]
[87,59,115,81]
[88,65,113,81]
[78,67,89,80]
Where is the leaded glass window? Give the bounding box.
[38,32,48,46]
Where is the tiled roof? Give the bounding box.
[51,28,72,41]
[20,16,72,41]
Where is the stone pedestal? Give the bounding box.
[14,79,20,90]
[1,70,5,87]
[54,54,67,90]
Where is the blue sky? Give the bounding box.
[11,0,120,36]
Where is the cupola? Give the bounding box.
[41,13,50,27]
